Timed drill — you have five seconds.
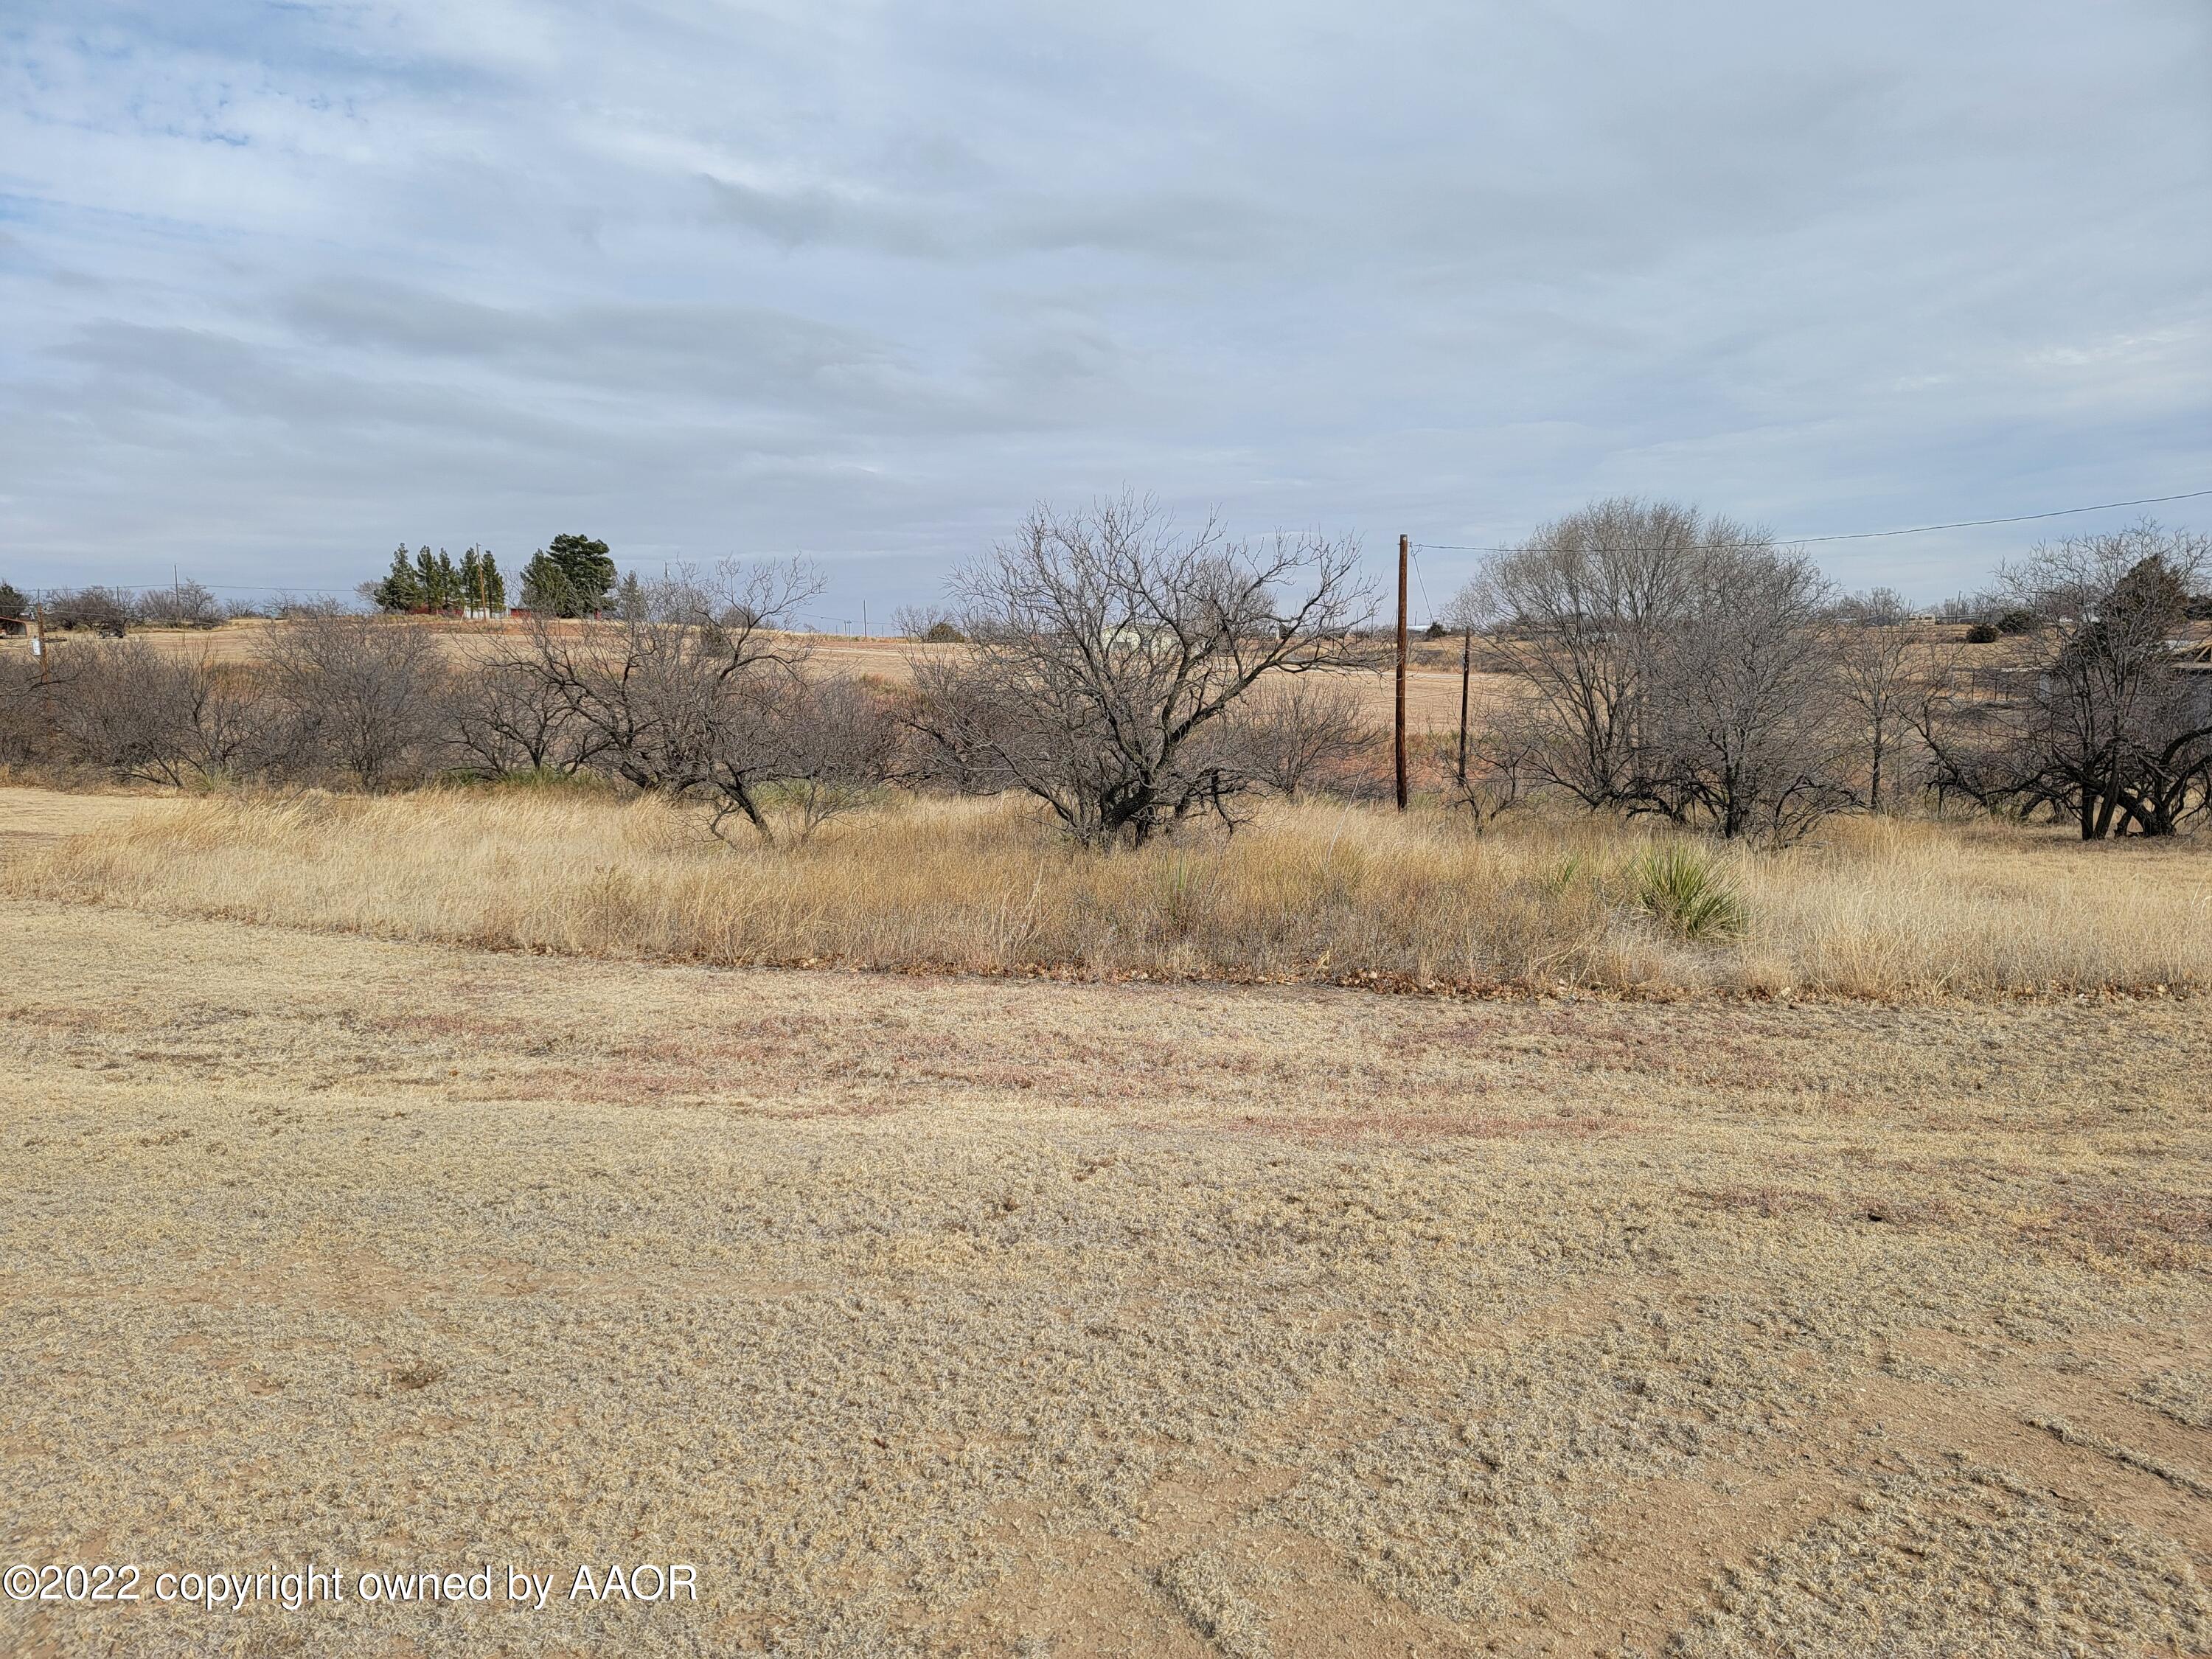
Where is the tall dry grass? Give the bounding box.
[7,787,2208,997]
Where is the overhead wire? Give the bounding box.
[1409,487,2212,555]
[1407,540,1437,625]
[17,487,2208,597]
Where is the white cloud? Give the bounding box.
[0,0,2205,614]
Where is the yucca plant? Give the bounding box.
[1633,844,1749,942]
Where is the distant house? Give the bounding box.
[0,616,26,639]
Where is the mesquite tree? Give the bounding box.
[1461,498,1851,840]
[262,608,443,790]
[909,495,1373,846]
[1937,523,2212,838]
[1834,587,1919,812]
[515,559,823,841]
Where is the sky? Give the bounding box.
[1,0,2208,625]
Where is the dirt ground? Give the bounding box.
[2,800,2210,1655]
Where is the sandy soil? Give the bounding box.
[1,814,2208,1655]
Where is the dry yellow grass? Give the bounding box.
[1,897,2208,1656]
[6,785,2207,998]
[0,619,1499,726]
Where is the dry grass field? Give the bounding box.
[12,611,2081,736]
[7,786,2208,998]
[0,619,1509,731]
[3,785,2210,1657]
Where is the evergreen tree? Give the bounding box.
[520,550,580,616]
[481,550,507,610]
[460,547,482,610]
[372,545,425,611]
[614,570,646,620]
[0,580,26,619]
[543,533,615,614]
[408,546,469,610]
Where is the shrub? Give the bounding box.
[1994,608,2036,636]
[1964,622,2000,644]
[136,580,221,629]
[262,611,442,789]
[1457,498,1850,841]
[1633,844,1748,942]
[49,587,131,636]
[908,495,1371,846]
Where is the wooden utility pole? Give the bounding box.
[1394,532,1409,812]
[34,594,52,741]
[1456,625,1472,787]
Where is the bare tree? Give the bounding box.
[1905,637,2049,821]
[436,655,597,777]
[1229,675,1377,799]
[0,644,70,765]
[53,642,263,785]
[1460,498,1701,809]
[517,560,821,840]
[1641,540,1848,841]
[1459,499,1853,840]
[2115,663,2212,835]
[1447,719,1543,827]
[262,609,442,790]
[908,495,1374,846]
[46,587,131,637]
[1833,588,1918,812]
[773,675,900,842]
[135,579,221,630]
[891,605,964,644]
[1993,522,2212,837]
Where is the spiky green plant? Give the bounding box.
[1634,844,1749,942]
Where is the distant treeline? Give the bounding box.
[6,498,2209,844]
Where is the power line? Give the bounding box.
[23,580,360,595]
[1411,487,2212,555]
[21,485,2207,594]
[1407,541,1437,622]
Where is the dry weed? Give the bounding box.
[6,786,2208,998]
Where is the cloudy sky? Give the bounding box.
[2,0,2207,621]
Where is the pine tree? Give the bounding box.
[372,545,424,611]
[481,550,507,610]
[544,533,615,614]
[460,547,482,611]
[521,550,579,616]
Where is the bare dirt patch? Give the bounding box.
[2,900,2208,1655]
